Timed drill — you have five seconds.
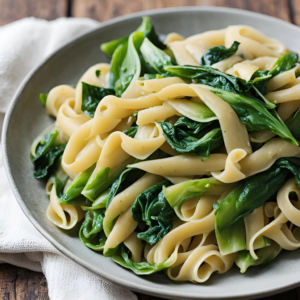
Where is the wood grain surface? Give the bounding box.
[1,0,300,299]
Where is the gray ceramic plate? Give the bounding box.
[3,7,300,300]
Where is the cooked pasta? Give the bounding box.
[30,17,300,284]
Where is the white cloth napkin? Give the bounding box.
[0,17,137,300]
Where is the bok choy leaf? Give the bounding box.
[112,244,176,275]
[140,37,173,75]
[164,65,253,94]
[60,163,96,203]
[101,17,165,58]
[114,32,144,96]
[201,41,240,66]
[286,108,300,141]
[215,157,300,231]
[208,87,298,145]
[131,179,177,245]
[174,116,214,135]
[235,242,281,273]
[251,52,299,95]
[270,52,299,77]
[81,190,110,211]
[159,122,223,158]
[215,218,246,255]
[32,130,66,179]
[79,210,107,251]
[81,82,114,117]
[123,126,138,138]
[106,168,145,208]
[163,177,229,209]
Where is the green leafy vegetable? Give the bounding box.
[32,131,66,179]
[33,130,58,160]
[251,70,272,95]
[79,210,107,251]
[101,36,129,58]
[81,82,114,117]
[235,242,281,273]
[215,157,300,231]
[108,17,166,92]
[252,85,276,109]
[48,169,68,199]
[159,122,223,158]
[95,70,101,77]
[143,74,165,80]
[163,177,230,209]
[105,149,169,209]
[101,17,165,58]
[106,167,145,208]
[251,53,299,95]
[165,65,253,94]
[201,41,240,66]
[174,116,214,135]
[136,17,166,50]
[109,42,128,88]
[60,164,96,203]
[286,108,300,141]
[123,126,138,138]
[168,99,217,123]
[81,190,109,211]
[270,52,299,77]
[275,157,300,185]
[215,218,246,255]
[39,93,48,105]
[209,87,298,145]
[114,32,144,96]
[82,164,126,202]
[112,244,176,275]
[140,38,173,75]
[132,179,177,245]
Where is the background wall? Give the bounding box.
[0,0,299,26]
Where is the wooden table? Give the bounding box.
[1,0,300,299]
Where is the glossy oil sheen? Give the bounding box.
[3,7,300,299]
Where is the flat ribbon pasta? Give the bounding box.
[266,83,300,103]
[152,212,215,263]
[226,62,259,81]
[57,98,91,137]
[123,232,143,263]
[104,208,138,253]
[239,138,300,177]
[249,203,300,259]
[128,154,227,177]
[46,184,85,230]
[225,25,287,58]
[89,93,163,137]
[212,148,247,183]
[167,244,236,283]
[46,85,75,117]
[277,178,300,227]
[62,119,102,179]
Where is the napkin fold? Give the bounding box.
[0,17,137,300]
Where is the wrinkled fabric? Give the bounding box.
[0,17,137,300]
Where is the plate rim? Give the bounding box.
[2,6,300,300]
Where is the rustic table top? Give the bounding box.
[1,0,300,299]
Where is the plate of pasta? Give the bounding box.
[3,6,300,299]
